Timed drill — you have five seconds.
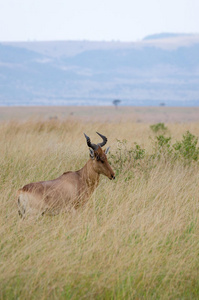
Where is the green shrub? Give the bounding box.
[150,123,167,133]
[110,131,199,178]
[109,139,145,176]
[173,131,199,163]
[151,131,199,164]
[152,135,173,160]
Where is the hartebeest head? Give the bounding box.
[84,132,115,180]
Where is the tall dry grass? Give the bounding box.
[0,120,199,299]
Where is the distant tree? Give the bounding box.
[113,99,121,109]
[159,102,165,107]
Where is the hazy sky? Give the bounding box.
[0,0,199,42]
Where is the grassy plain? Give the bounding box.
[0,107,199,299]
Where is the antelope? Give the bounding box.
[17,132,115,218]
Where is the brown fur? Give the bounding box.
[17,146,115,218]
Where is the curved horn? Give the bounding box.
[84,133,98,150]
[96,132,107,147]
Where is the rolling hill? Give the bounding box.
[1,34,199,106]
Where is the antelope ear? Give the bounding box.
[89,148,95,159]
[105,147,110,154]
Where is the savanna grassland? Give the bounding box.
[0,107,199,299]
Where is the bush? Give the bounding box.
[108,131,199,183]
[152,135,173,159]
[150,123,167,133]
[151,131,199,165]
[173,131,199,163]
[111,131,199,175]
[109,139,145,177]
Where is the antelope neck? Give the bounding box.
[80,159,100,188]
